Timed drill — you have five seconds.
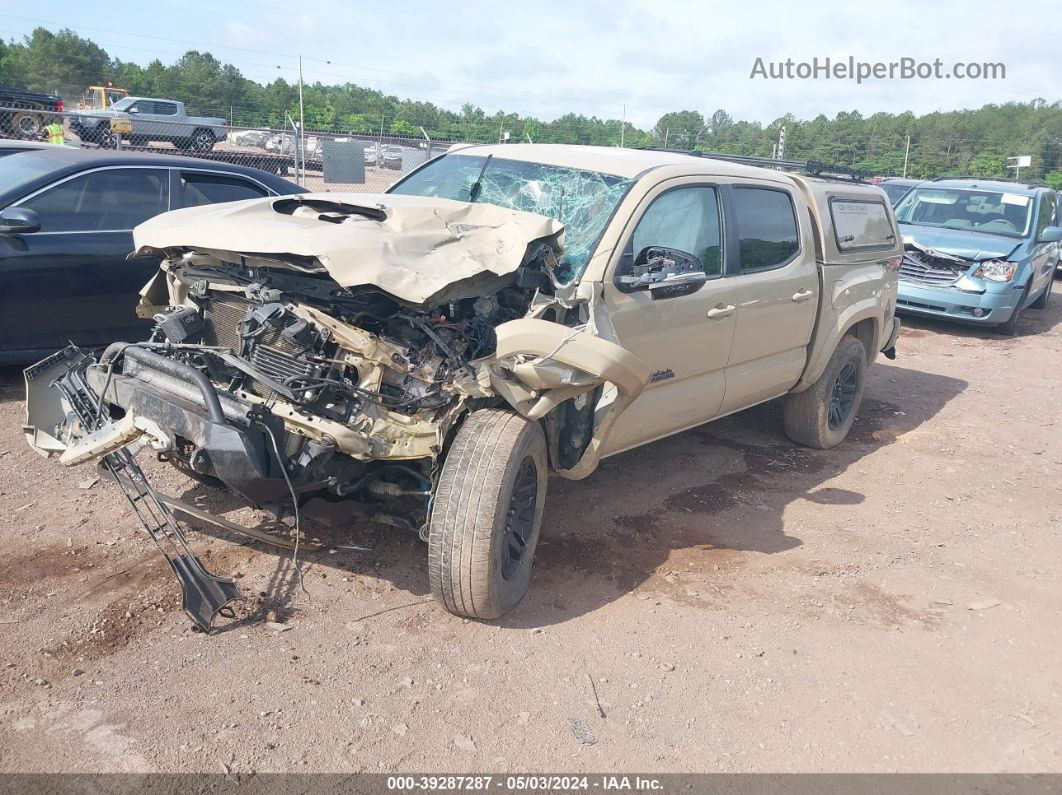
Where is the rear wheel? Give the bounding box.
[427,409,548,620]
[10,111,44,137]
[783,336,867,450]
[190,129,215,152]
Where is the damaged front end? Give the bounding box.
[25,194,650,629]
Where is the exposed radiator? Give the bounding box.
[898,252,964,286]
[200,297,317,397]
[201,296,252,350]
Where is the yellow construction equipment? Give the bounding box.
[79,84,129,110]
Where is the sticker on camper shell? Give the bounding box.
[1001,193,1030,206]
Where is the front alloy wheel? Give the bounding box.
[427,409,548,620]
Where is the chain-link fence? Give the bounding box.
[0,102,458,193]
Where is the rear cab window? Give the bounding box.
[731,187,800,272]
[830,198,897,252]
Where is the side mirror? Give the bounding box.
[127,106,139,114]
[1038,226,1062,243]
[618,246,707,299]
[0,207,41,235]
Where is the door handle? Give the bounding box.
[792,289,814,302]
[706,304,735,319]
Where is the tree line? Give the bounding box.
[1,26,1060,187]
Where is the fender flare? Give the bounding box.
[488,318,651,479]
[796,301,881,391]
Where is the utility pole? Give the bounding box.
[620,104,626,148]
[902,135,910,178]
[663,127,669,148]
[297,55,305,181]
[775,125,786,160]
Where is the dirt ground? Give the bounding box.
[1,294,1060,775]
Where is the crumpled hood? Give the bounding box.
[132,193,564,306]
[901,225,1021,261]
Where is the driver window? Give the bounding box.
[1036,193,1056,238]
[629,186,722,276]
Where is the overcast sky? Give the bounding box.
[2,0,1058,127]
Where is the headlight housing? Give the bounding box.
[973,260,1017,282]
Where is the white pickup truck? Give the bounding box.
[26,145,903,630]
[67,96,227,152]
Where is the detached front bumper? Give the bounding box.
[26,344,291,506]
[896,278,1024,324]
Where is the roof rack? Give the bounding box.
[642,148,871,182]
[930,175,1047,189]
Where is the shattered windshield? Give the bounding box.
[389,153,633,281]
[894,187,1035,239]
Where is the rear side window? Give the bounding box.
[830,199,896,251]
[21,168,168,232]
[629,186,722,276]
[180,172,269,207]
[732,187,800,272]
[154,102,178,116]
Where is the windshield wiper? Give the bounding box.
[467,154,493,202]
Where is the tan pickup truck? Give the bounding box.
[25,145,902,628]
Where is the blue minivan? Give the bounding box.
[893,178,1060,335]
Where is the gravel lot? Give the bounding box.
[1,292,1060,774]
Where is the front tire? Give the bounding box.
[94,125,118,148]
[784,336,867,450]
[1030,275,1052,309]
[428,409,548,620]
[996,282,1030,336]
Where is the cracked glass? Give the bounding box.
[390,154,633,281]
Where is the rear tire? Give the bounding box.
[190,129,215,152]
[783,336,867,450]
[428,409,548,620]
[10,111,44,137]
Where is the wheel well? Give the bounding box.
[846,318,877,360]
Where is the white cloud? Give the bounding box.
[52,0,1057,128]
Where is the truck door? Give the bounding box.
[716,183,818,415]
[599,181,737,455]
[128,99,178,142]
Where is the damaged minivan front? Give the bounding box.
[25,174,650,629]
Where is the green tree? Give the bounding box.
[8,27,109,97]
[653,110,705,148]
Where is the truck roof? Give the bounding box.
[121,96,183,104]
[446,143,799,182]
